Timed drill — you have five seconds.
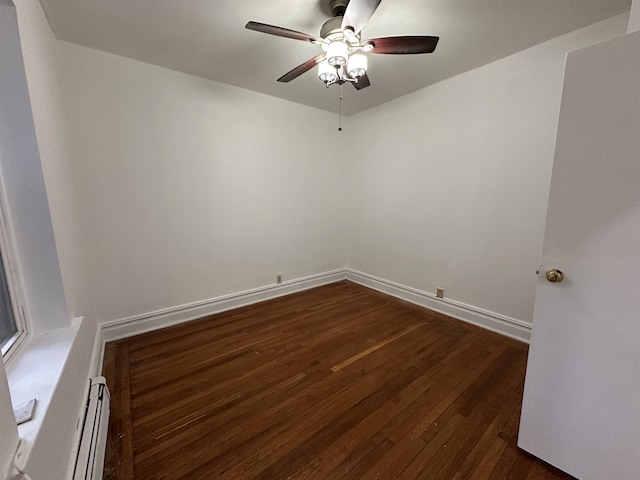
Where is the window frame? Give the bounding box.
[0,189,28,360]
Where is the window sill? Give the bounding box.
[5,318,81,462]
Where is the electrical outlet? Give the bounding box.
[436,288,444,299]
[276,275,282,284]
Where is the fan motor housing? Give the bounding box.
[320,17,343,38]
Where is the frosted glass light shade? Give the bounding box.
[326,41,349,66]
[347,53,367,78]
[318,60,338,83]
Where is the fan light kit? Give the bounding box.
[245,0,439,91]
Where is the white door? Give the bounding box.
[518,31,640,480]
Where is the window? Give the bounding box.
[0,251,17,348]
[0,205,26,358]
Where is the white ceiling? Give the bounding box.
[38,0,630,116]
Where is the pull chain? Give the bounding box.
[338,84,343,132]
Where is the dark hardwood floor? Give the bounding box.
[102,281,573,479]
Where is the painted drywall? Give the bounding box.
[630,0,640,32]
[14,0,89,321]
[53,41,347,323]
[0,0,68,334]
[0,359,19,478]
[631,3,640,32]
[0,2,95,479]
[346,14,628,324]
[20,318,97,479]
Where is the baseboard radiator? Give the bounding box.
[72,376,111,480]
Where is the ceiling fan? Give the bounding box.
[245,0,439,90]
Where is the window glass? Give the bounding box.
[0,250,17,350]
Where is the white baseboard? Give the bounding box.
[93,269,347,374]
[91,267,531,374]
[345,269,531,343]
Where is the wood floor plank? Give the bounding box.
[470,437,509,480]
[330,323,422,372]
[189,344,427,479]
[424,360,526,478]
[387,337,503,445]
[397,413,467,479]
[450,387,524,480]
[102,343,134,480]
[102,281,576,480]
[488,444,521,480]
[289,328,444,478]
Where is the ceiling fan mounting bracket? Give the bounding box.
[329,0,350,18]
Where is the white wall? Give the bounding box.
[630,0,640,33]
[0,11,347,478]
[19,318,97,479]
[346,14,628,324]
[0,359,19,478]
[54,42,347,323]
[1,2,88,478]
[21,9,629,330]
[14,0,88,321]
[7,1,347,475]
[0,0,68,334]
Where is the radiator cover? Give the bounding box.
[72,376,110,480]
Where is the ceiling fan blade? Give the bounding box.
[245,21,320,43]
[277,54,326,83]
[366,36,439,54]
[341,0,382,35]
[353,72,371,90]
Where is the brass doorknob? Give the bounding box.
[545,269,564,283]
